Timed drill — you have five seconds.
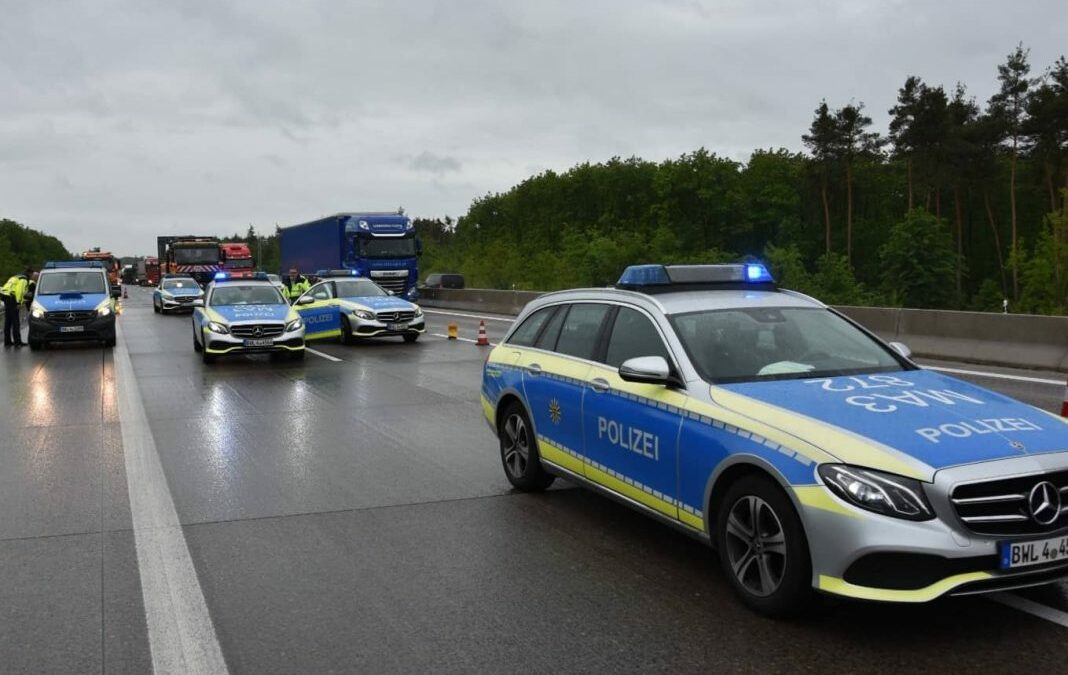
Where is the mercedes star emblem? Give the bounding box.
[66,312,75,322]
[1028,481,1062,526]
[252,326,263,337]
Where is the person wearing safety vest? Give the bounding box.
[1,268,32,347]
[283,268,310,303]
[23,272,38,312]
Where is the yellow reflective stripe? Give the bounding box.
[679,510,704,531]
[710,387,929,481]
[512,349,591,381]
[306,329,342,340]
[205,344,304,354]
[818,572,991,602]
[539,438,585,475]
[792,486,860,518]
[585,464,678,518]
[480,395,495,426]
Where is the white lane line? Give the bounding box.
[114,323,229,674]
[990,593,1068,629]
[423,309,515,324]
[925,365,1065,386]
[306,347,342,362]
[430,332,496,347]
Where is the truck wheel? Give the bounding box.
[498,403,555,492]
[714,474,814,618]
[403,333,419,343]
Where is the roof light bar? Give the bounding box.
[615,263,776,291]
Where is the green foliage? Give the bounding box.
[0,219,72,279]
[879,209,958,308]
[1016,197,1068,314]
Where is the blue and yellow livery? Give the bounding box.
[481,263,1068,616]
[191,273,305,363]
[28,260,119,349]
[293,272,425,344]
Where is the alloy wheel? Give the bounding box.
[724,495,787,597]
[502,414,530,478]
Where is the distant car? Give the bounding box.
[153,276,203,314]
[191,273,306,364]
[28,261,119,349]
[421,273,465,290]
[294,272,425,344]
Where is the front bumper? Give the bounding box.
[160,295,201,311]
[203,324,306,355]
[350,315,426,338]
[799,452,1068,601]
[29,313,116,343]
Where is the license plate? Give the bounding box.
[60,325,84,333]
[243,338,274,348]
[387,322,409,331]
[999,534,1068,569]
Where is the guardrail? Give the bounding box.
[418,288,1068,372]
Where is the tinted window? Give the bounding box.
[555,304,610,361]
[535,305,567,350]
[38,271,107,294]
[210,285,286,306]
[334,279,387,297]
[308,283,334,300]
[605,307,671,368]
[508,307,554,347]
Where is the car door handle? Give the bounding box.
[527,363,542,375]
[589,378,610,393]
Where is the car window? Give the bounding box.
[508,306,554,347]
[334,279,387,297]
[555,304,610,361]
[210,285,286,306]
[535,305,567,350]
[605,307,671,368]
[309,283,334,301]
[37,271,107,294]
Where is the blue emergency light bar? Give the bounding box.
[322,269,361,278]
[43,260,106,269]
[616,263,776,292]
[213,271,270,282]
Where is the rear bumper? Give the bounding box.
[29,315,115,342]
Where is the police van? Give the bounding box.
[28,261,120,349]
[481,264,1068,616]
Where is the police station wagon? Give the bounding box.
[480,264,1068,616]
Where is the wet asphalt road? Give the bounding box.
[2,286,1068,674]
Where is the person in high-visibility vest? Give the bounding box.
[23,272,38,312]
[283,268,310,303]
[1,268,32,347]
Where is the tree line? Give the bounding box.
[0,219,72,280]
[418,44,1068,315]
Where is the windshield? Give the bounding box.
[210,285,285,306]
[173,247,220,264]
[334,279,388,297]
[162,279,199,291]
[37,271,107,295]
[267,274,281,284]
[356,237,416,259]
[670,307,905,384]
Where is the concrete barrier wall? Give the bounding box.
[420,288,1068,372]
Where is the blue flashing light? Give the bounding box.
[745,263,773,283]
[213,272,230,281]
[617,265,670,287]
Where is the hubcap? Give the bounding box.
[724,495,787,597]
[501,414,530,478]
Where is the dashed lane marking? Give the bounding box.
[114,323,229,674]
[430,332,496,347]
[990,593,1068,629]
[306,347,342,362]
[924,365,1064,386]
[423,309,516,324]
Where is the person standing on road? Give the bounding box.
[23,272,38,312]
[283,268,310,303]
[1,268,31,347]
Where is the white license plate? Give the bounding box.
[243,338,274,348]
[999,534,1068,569]
[60,325,84,333]
[387,322,409,331]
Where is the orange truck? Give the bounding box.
[219,242,254,278]
[80,248,121,286]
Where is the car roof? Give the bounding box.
[522,287,825,316]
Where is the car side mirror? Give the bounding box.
[190,299,204,307]
[889,341,912,359]
[618,356,678,387]
[110,286,122,299]
[296,296,315,306]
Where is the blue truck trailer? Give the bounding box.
[279,212,422,300]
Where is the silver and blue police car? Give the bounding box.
[481,263,1068,616]
[191,272,305,363]
[28,261,120,349]
[293,271,425,344]
[153,275,203,314]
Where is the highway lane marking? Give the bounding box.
[990,593,1068,629]
[924,365,1065,386]
[114,323,229,674]
[423,309,515,324]
[430,332,496,347]
[306,347,342,362]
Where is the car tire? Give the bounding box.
[714,474,814,618]
[403,333,419,343]
[289,349,305,361]
[103,336,116,348]
[498,403,555,492]
[193,331,202,352]
[29,339,42,351]
[153,301,160,314]
[201,350,216,364]
[340,316,355,345]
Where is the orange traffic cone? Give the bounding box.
[1061,376,1068,418]
[476,320,490,346]
[122,286,128,299]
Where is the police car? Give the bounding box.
[191,273,305,363]
[28,261,120,349]
[481,263,1068,616]
[294,271,425,344]
[153,275,203,314]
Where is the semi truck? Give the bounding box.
[157,236,223,285]
[143,257,160,286]
[79,249,121,286]
[219,242,254,278]
[279,212,422,300]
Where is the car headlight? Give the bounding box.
[413,305,423,317]
[31,305,45,319]
[160,292,173,299]
[207,321,230,334]
[97,305,112,317]
[285,318,303,331]
[352,309,375,320]
[818,464,934,521]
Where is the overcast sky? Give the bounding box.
[1,0,1064,255]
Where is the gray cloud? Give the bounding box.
[0,0,1063,255]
